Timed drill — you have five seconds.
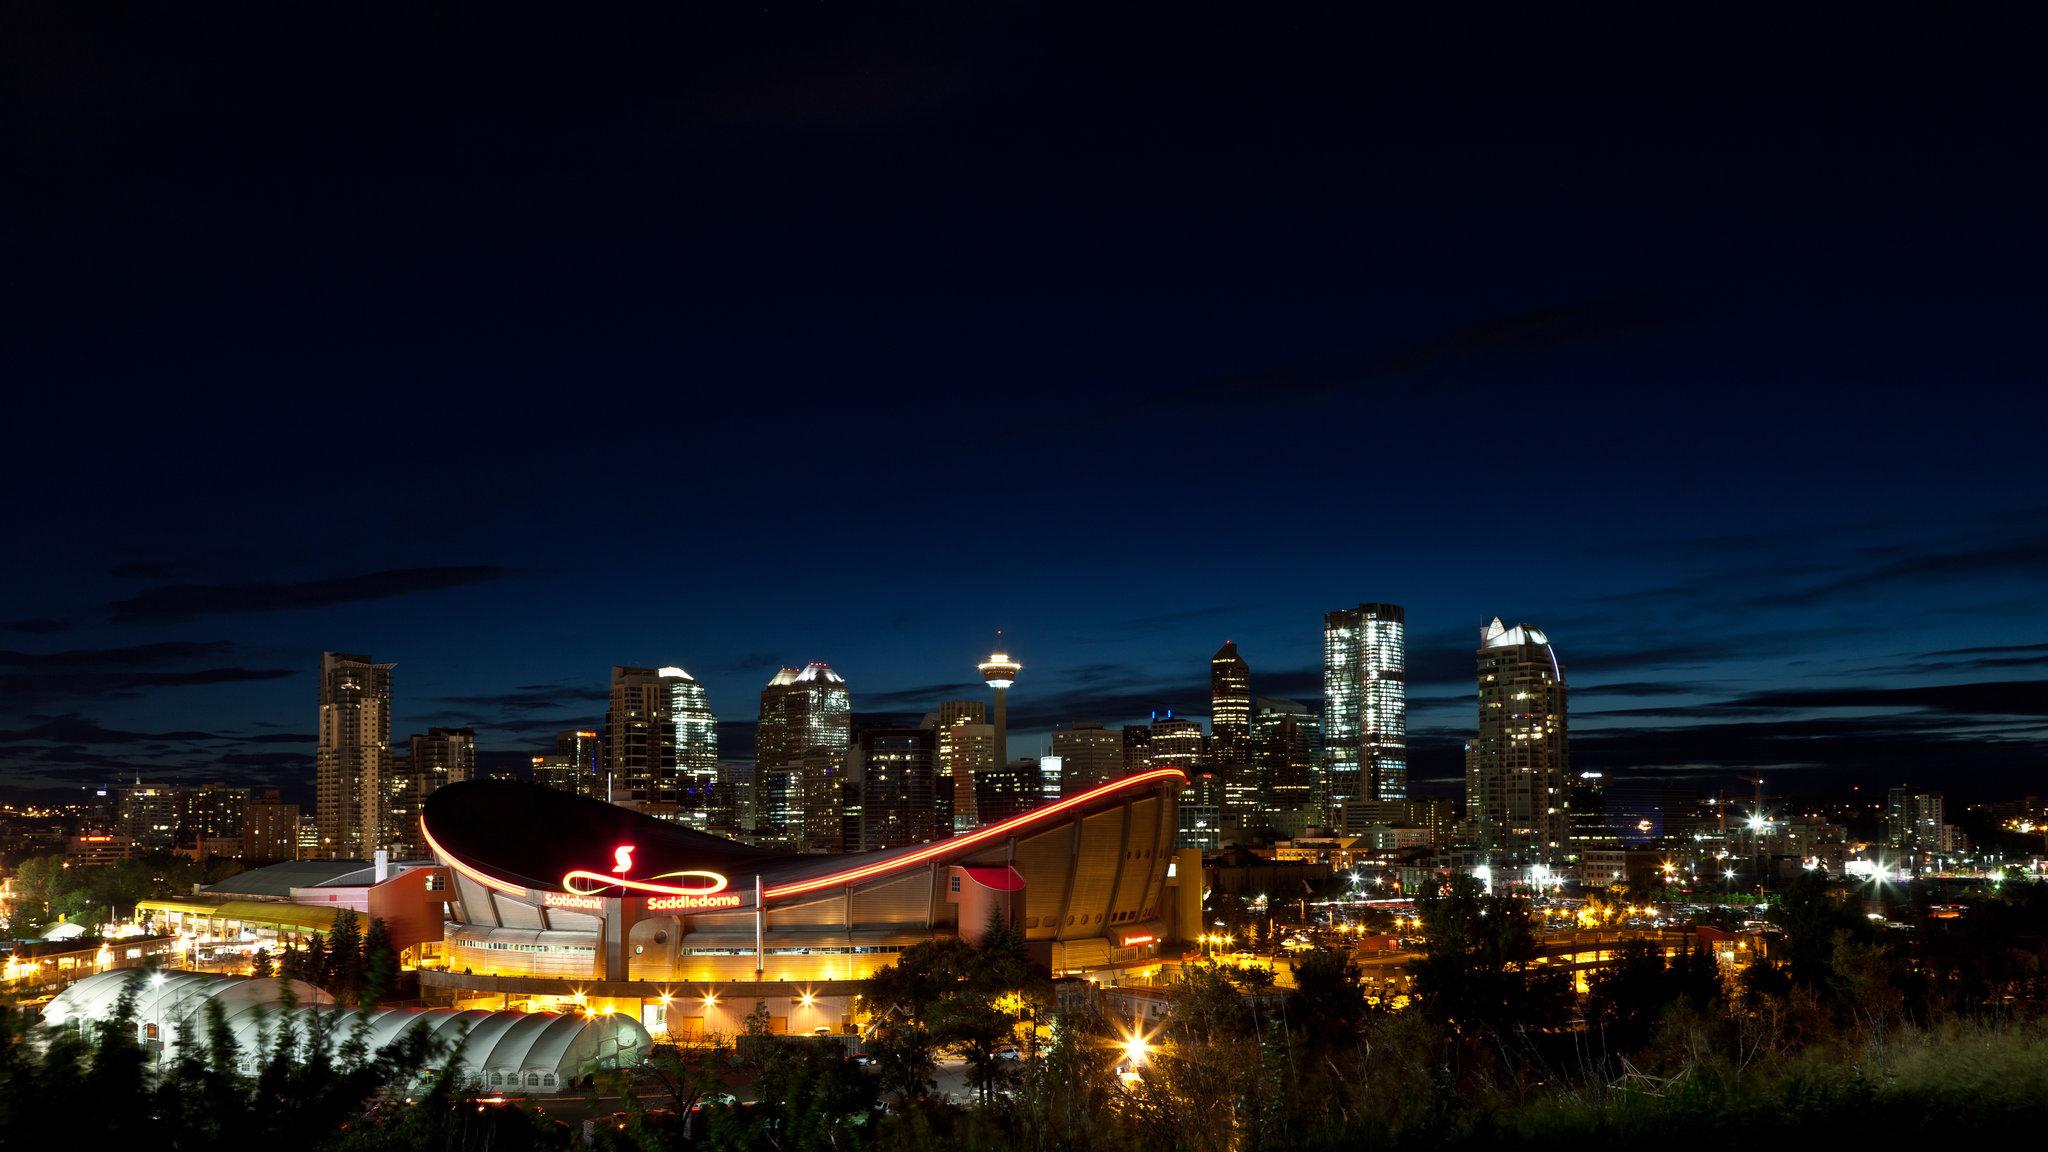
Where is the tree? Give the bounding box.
[1412,874,1570,1039]
[1769,870,1864,990]
[250,947,274,979]
[1288,947,1368,1052]
[359,916,396,1008]
[324,910,363,1002]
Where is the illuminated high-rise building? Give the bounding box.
[533,727,603,795]
[1464,618,1568,860]
[1122,725,1152,775]
[316,651,394,859]
[926,700,993,829]
[664,667,718,779]
[1209,641,1252,772]
[1253,697,1318,826]
[852,726,938,849]
[607,666,674,807]
[1051,722,1124,795]
[978,638,1022,774]
[242,789,300,862]
[1322,603,1407,806]
[757,662,852,777]
[1147,712,1204,770]
[388,727,475,856]
[974,759,1040,825]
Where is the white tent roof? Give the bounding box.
[43,971,646,1089]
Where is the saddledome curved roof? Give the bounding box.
[422,769,1187,904]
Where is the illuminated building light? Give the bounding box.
[562,868,730,898]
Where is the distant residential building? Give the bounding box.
[1464,618,1569,861]
[1886,787,1945,863]
[118,784,186,851]
[852,727,937,850]
[1051,723,1124,795]
[388,727,475,856]
[316,651,394,859]
[1322,603,1406,804]
[242,789,300,862]
[607,667,680,809]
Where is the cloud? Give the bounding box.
[1923,641,2048,658]
[0,666,296,702]
[0,716,236,744]
[107,565,512,624]
[1,617,72,634]
[1088,604,1264,640]
[1744,535,2048,610]
[0,641,235,667]
[433,686,609,712]
[1726,680,2048,717]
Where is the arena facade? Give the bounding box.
[418,770,1197,1038]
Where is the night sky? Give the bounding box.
[4,7,2045,802]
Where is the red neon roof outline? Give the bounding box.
[762,767,1187,901]
[420,768,1187,903]
[421,816,528,898]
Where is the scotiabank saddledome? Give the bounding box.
[418,771,1192,1037]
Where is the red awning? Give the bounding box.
[959,865,1026,892]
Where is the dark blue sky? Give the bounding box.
[4,6,2045,801]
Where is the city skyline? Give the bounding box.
[4,591,2043,809]
[3,8,2045,804]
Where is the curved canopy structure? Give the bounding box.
[45,969,331,1049]
[43,971,646,1094]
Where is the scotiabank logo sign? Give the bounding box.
[648,893,745,911]
[560,843,738,907]
[544,892,604,911]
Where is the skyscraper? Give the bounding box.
[973,759,1040,825]
[1464,618,1568,861]
[1147,712,1204,770]
[978,640,1021,771]
[242,789,300,862]
[757,663,853,843]
[1322,603,1407,806]
[388,727,475,856]
[1122,725,1152,775]
[927,700,992,829]
[666,666,718,780]
[316,651,394,859]
[533,728,602,795]
[1253,697,1318,828]
[607,667,675,807]
[1051,722,1124,795]
[852,726,938,850]
[1209,640,1252,771]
